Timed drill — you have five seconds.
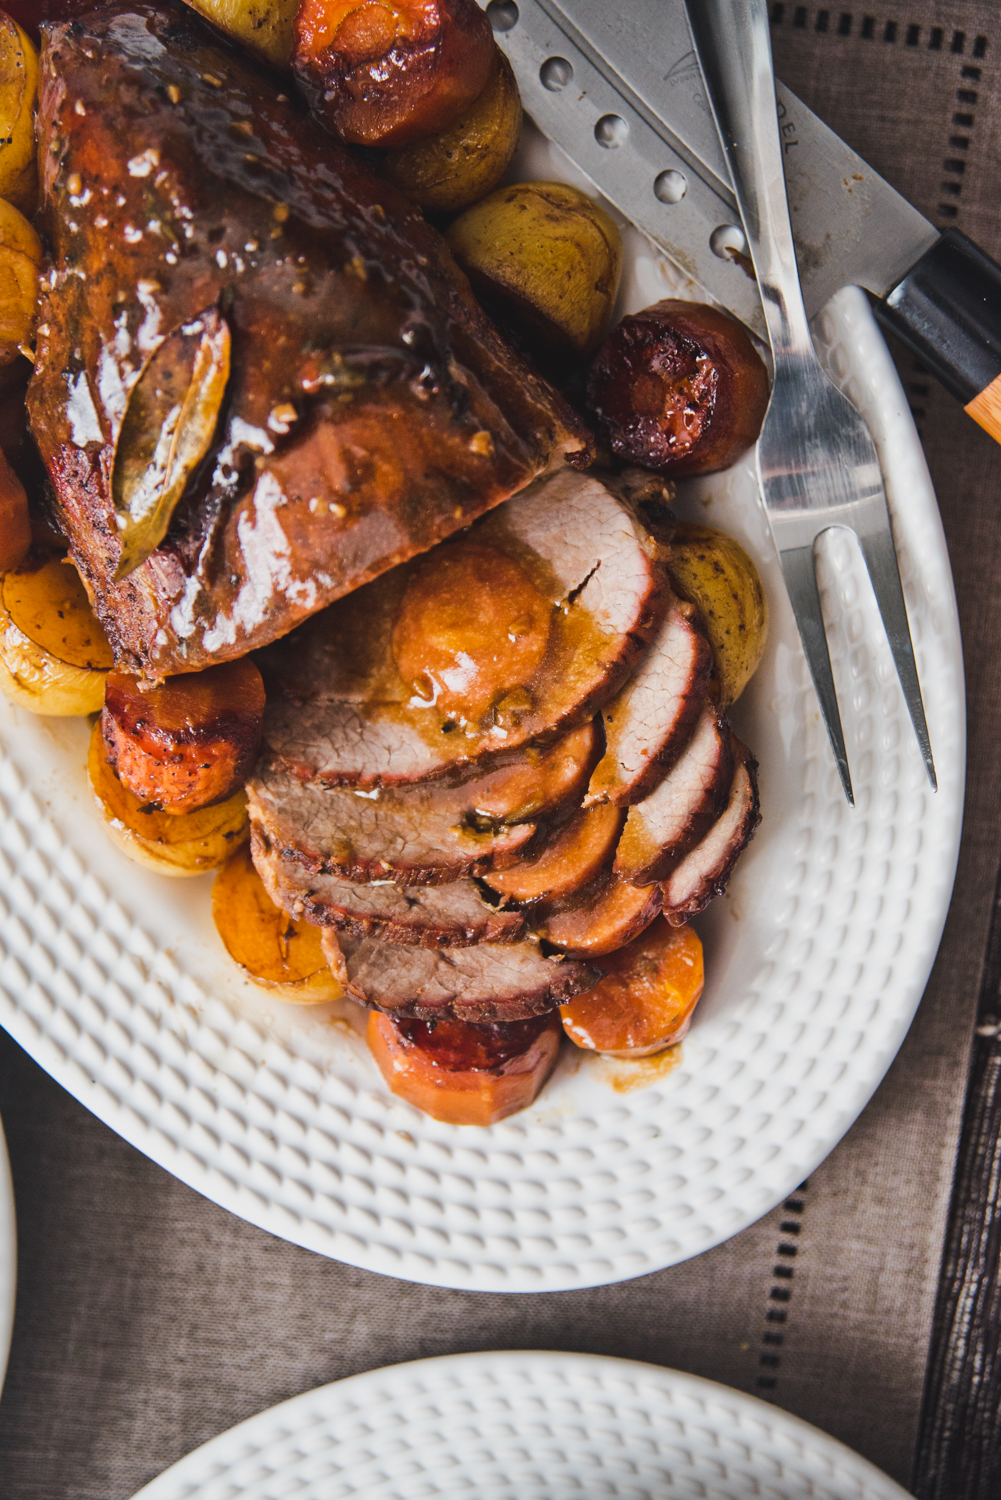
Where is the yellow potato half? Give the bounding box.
[0,554,113,715]
[181,0,296,68]
[381,46,522,214]
[667,521,768,706]
[88,721,250,877]
[0,197,41,365]
[0,15,38,215]
[213,842,343,1002]
[446,180,622,362]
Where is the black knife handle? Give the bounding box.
[875,228,1001,445]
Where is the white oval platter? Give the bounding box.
[0,128,963,1292]
[0,1112,15,1393]
[131,1350,914,1499]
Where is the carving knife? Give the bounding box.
[482,0,1001,446]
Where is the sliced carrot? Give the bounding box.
[367,1010,562,1126]
[483,802,623,904]
[559,916,703,1057]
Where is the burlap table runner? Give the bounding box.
[2,5,1001,1496]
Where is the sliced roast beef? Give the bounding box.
[613,706,734,886]
[253,826,523,946]
[483,803,623,905]
[322,929,599,1022]
[662,740,761,925]
[247,722,598,885]
[535,873,663,958]
[29,5,589,678]
[585,597,711,806]
[259,471,669,787]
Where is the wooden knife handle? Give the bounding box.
[875,228,1001,445]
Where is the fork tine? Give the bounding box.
[780,543,854,806]
[854,516,937,792]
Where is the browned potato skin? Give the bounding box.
[446,181,623,365]
[0,552,112,715]
[586,300,770,477]
[88,720,249,877]
[180,0,297,68]
[381,45,522,213]
[293,0,494,147]
[0,14,38,215]
[103,658,266,815]
[213,842,343,1001]
[0,197,41,366]
[667,522,768,706]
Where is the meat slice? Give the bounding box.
[259,471,669,787]
[535,873,663,958]
[247,722,598,886]
[585,597,712,806]
[613,707,734,886]
[483,804,623,905]
[322,929,599,1022]
[253,826,523,947]
[29,4,590,678]
[662,740,761,925]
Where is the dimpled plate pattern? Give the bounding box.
[0,132,964,1291]
[131,1350,915,1499]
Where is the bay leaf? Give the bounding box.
[111,307,231,580]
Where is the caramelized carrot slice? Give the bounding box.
[559,917,703,1056]
[103,658,265,815]
[294,0,494,148]
[483,802,623,904]
[367,1009,562,1125]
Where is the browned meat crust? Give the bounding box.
[253,824,523,947]
[661,738,761,924]
[29,4,590,678]
[613,705,734,886]
[585,596,712,807]
[322,928,599,1021]
[259,472,670,786]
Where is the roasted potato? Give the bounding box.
[381,46,522,213]
[103,658,266,814]
[294,0,493,147]
[0,197,41,365]
[180,0,297,67]
[446,181,622,364]
[586,300,770,478]
[367,1009,562,1125]
[668,521,767,706]
[212,842,343,1001]
[0,554,112,714]
[0,14,37,215]
[88,720,249,876]
[560,917,703,1057]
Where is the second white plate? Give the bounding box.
[0,136,963,1291]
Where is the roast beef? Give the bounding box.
[253,825,523,946]
[259,471,670,786]
[247,721,597,885]
[29,4,590,678]
[321,928,599,1021]
[662,739,761,924]
[612,705,734,885]
[585,597,711,806]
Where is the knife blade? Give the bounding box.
[483,0,1001,445]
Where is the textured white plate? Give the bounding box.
[0,1113,15,1392]
[0,131,963,1292]
[131,1350,914,1499]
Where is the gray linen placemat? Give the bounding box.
[2,5,1001,1497]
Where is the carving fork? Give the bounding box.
[684,0,936,804]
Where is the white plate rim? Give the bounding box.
[129,1348,915,1499]
[0,133,965,1292]
[0,1112,16,1394]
